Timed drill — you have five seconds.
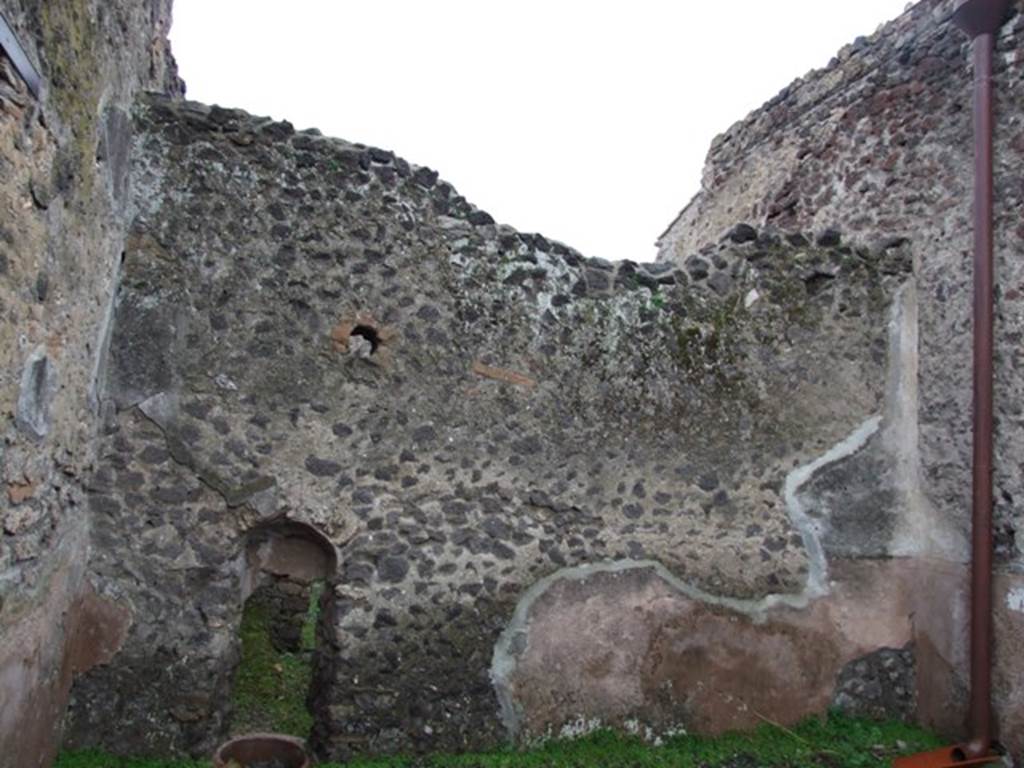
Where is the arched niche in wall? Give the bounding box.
[244,520,336,593]
[242,519,337,652]
[231,518,338,736]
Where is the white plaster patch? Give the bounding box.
[1007,587,1024,614]
[884,281,965,561]
[557,717,604,740]
[213,373,238,391]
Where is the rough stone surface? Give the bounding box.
[2,0,1024,765]
[251,578,312,654]
[0,2,181,766]
[60,93,910,762]
[831,647,916,723]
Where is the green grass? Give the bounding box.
[55,753,208,768]
[58,711,942,768]
[230,581,323,737]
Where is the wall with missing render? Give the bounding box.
[61,94,925,761]
[0,2,181,766]
[658,0,1024,568]
[656,0,1024,753]
[4,0,1023,764]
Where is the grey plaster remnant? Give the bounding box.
[106,292,184,409]
[16,345,57,440]
[799,281,964,561]
[137,391,275,509]
[492,415,883,740]
[137,391,177,430]
[786,415,882,597]
[884,281,964,560]
[247,484,281,520]
[87,248,124,416]
[137,391,178,431]
[101,107,133,203]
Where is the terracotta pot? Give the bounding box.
[213,733,311,768]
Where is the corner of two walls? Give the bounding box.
[652,0,1024,750]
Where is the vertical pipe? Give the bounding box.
[966,30,994,760]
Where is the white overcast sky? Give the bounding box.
[169,1,910,263]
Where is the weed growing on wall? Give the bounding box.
[229,581,323,737]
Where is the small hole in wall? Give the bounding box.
[350,325,380,354]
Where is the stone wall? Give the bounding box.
[657,0,1024,755]
[658,0,1024,566]
[0,2,181,766]
[62,94,927,761]
[5,0,1023,764]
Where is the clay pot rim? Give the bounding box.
[213,732,311,768]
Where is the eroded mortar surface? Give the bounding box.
[5,0,1024,764]
[62,95,913,759]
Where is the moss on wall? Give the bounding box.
[38,0,102,202]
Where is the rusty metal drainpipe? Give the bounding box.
[951,0,1010,759]
[966,28,995,758]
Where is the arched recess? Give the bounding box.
[243,520,338,649]
[232,519,338,736]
